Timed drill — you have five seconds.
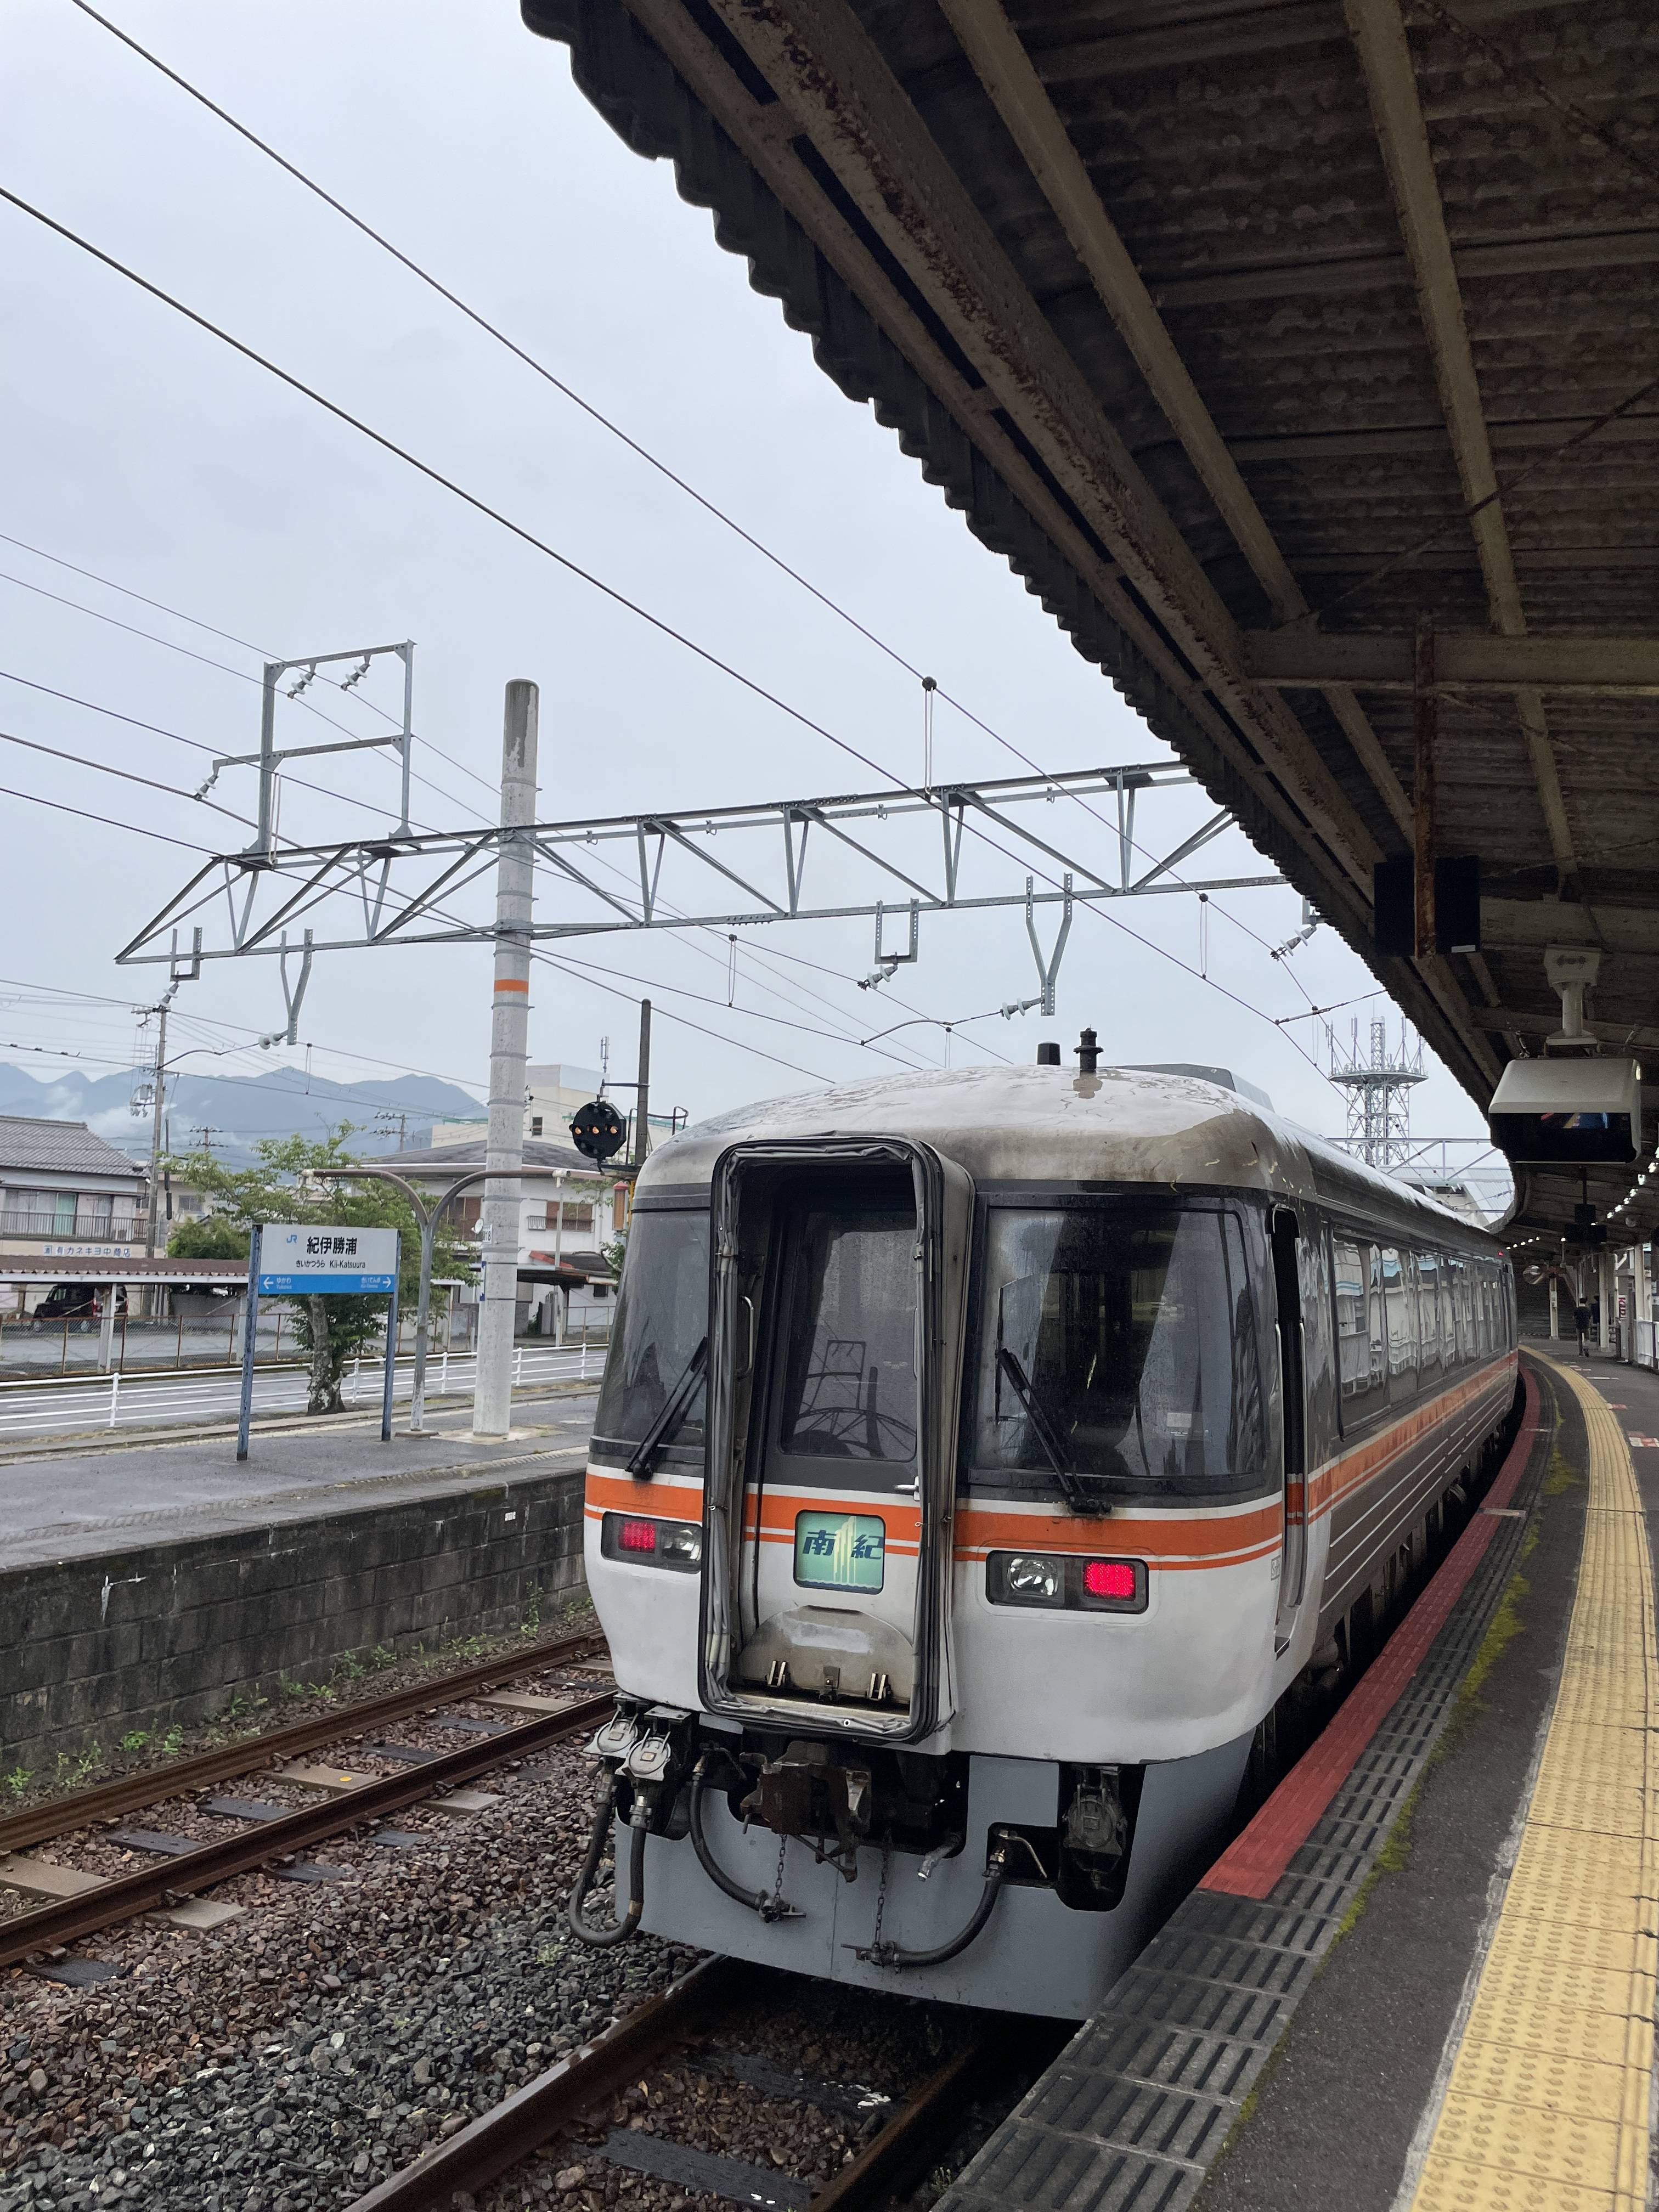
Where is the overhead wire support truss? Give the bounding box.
[115,761,1283,970]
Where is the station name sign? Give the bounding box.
[256,1222,398,1296]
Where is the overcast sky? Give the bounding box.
[3,0,1499,1193]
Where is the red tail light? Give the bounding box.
[1084,1559,1138,1601]
[617,1516,658,1554]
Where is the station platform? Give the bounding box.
[940,1349,1659,2212]
[0,1386,599,1573]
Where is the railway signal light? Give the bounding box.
[570,1098,627,1161]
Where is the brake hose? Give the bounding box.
[854,1848,1009,1970]
[567,1773,648,1948]
[689,1762,802,1922]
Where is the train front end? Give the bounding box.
[569,1071,1288,2018]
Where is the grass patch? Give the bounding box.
[1544,1447,1581,1498]
[1460,1568,1530,1711]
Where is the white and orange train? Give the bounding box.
[566,1053,1517,2016]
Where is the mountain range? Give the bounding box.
[0,1061,483,1167]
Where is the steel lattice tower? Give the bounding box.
[1328,1017,1427,1170]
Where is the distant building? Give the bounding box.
[0,1117,148,1311]
[425,1059,676,1156]
[1398,1170,1490,1226]
[369,1135,621,1339]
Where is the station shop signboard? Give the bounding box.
[256,1223,398,1296]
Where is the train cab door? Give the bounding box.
[699,1136,973,1746]
[1269,1205,1307,1649]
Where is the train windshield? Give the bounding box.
[591,1207,709,1464]
[973,1202,1266,1498]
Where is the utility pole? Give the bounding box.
[473,679,538,1439]
[633,998,652,1168]
[145,1001,169,1260]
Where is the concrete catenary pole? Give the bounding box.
[633,997,652,1168]
[144,1000,168,1260]
[472,680,538,1438]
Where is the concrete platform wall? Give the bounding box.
[2,1469,585,1780]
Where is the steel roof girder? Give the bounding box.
[699,0,1384,891]
[1244,632,1659,693]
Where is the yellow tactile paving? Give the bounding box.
[1408,1356,1658,2212]
[1413,2156,1621,2212]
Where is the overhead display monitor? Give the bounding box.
[1488,1057,1643,1166]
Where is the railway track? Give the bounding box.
[0,1624,613,1972]
[351,1954,1026,2212]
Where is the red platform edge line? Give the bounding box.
[1200,1362,1542,1901]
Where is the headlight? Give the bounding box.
[986,1550,1147,1613]
[1005,1553,1063,1603]
[600,1510,703,1573]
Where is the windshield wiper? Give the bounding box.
[627,1336,708,1477]
[996,1347,1111,1515]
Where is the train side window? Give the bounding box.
[1449,1256,1474,1363]
[1334,1237,1386,1419]
[1475,1265,1492,1356]
[1417,1252,1441,1380]
[1381,1246,1417,1396]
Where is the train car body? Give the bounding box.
[573,1063,1516,2017]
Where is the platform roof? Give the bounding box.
[524,0,1659,1252]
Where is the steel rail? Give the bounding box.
[810,2024,1004,2211]
[0,1627,608,1859]
[0,1692,614,1968]
[348,1953,1001,2212]
[348,1956,745,2211]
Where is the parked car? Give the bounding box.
[31,1283,127,1325]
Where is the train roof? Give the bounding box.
[635,1065,1500,1249]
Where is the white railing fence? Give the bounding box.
[0,1339,601,1440]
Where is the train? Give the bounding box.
[565,1046,1517,2016]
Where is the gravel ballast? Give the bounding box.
[0,1736,697,2210]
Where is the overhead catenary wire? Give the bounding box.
[0,779,215,853]
[0,725,256,828]
[0,968,490,1101]
[0,661,946,1077]
[1,189,1330,1085]
[52,12,1302,1006]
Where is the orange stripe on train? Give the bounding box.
[584,1352,1513,1573]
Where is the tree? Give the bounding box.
[166,1215,248,1261]
[162,1128,472,1414]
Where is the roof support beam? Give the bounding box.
[1148,223,1659,309]
[1244,631,1659,693]
[930,0,1506,1088]
[1475,1008,1659,1054]
[1346,0,1581,891]
[1481,901,1659,957]
[592,0,1503,1099]
[618,0,1372,950]
[939,0,1413,855]
[699,0,1389,900]
[1225,416,1659,464]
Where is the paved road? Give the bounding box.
[0,1345,603,1442]
[0,1386,601,1571]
